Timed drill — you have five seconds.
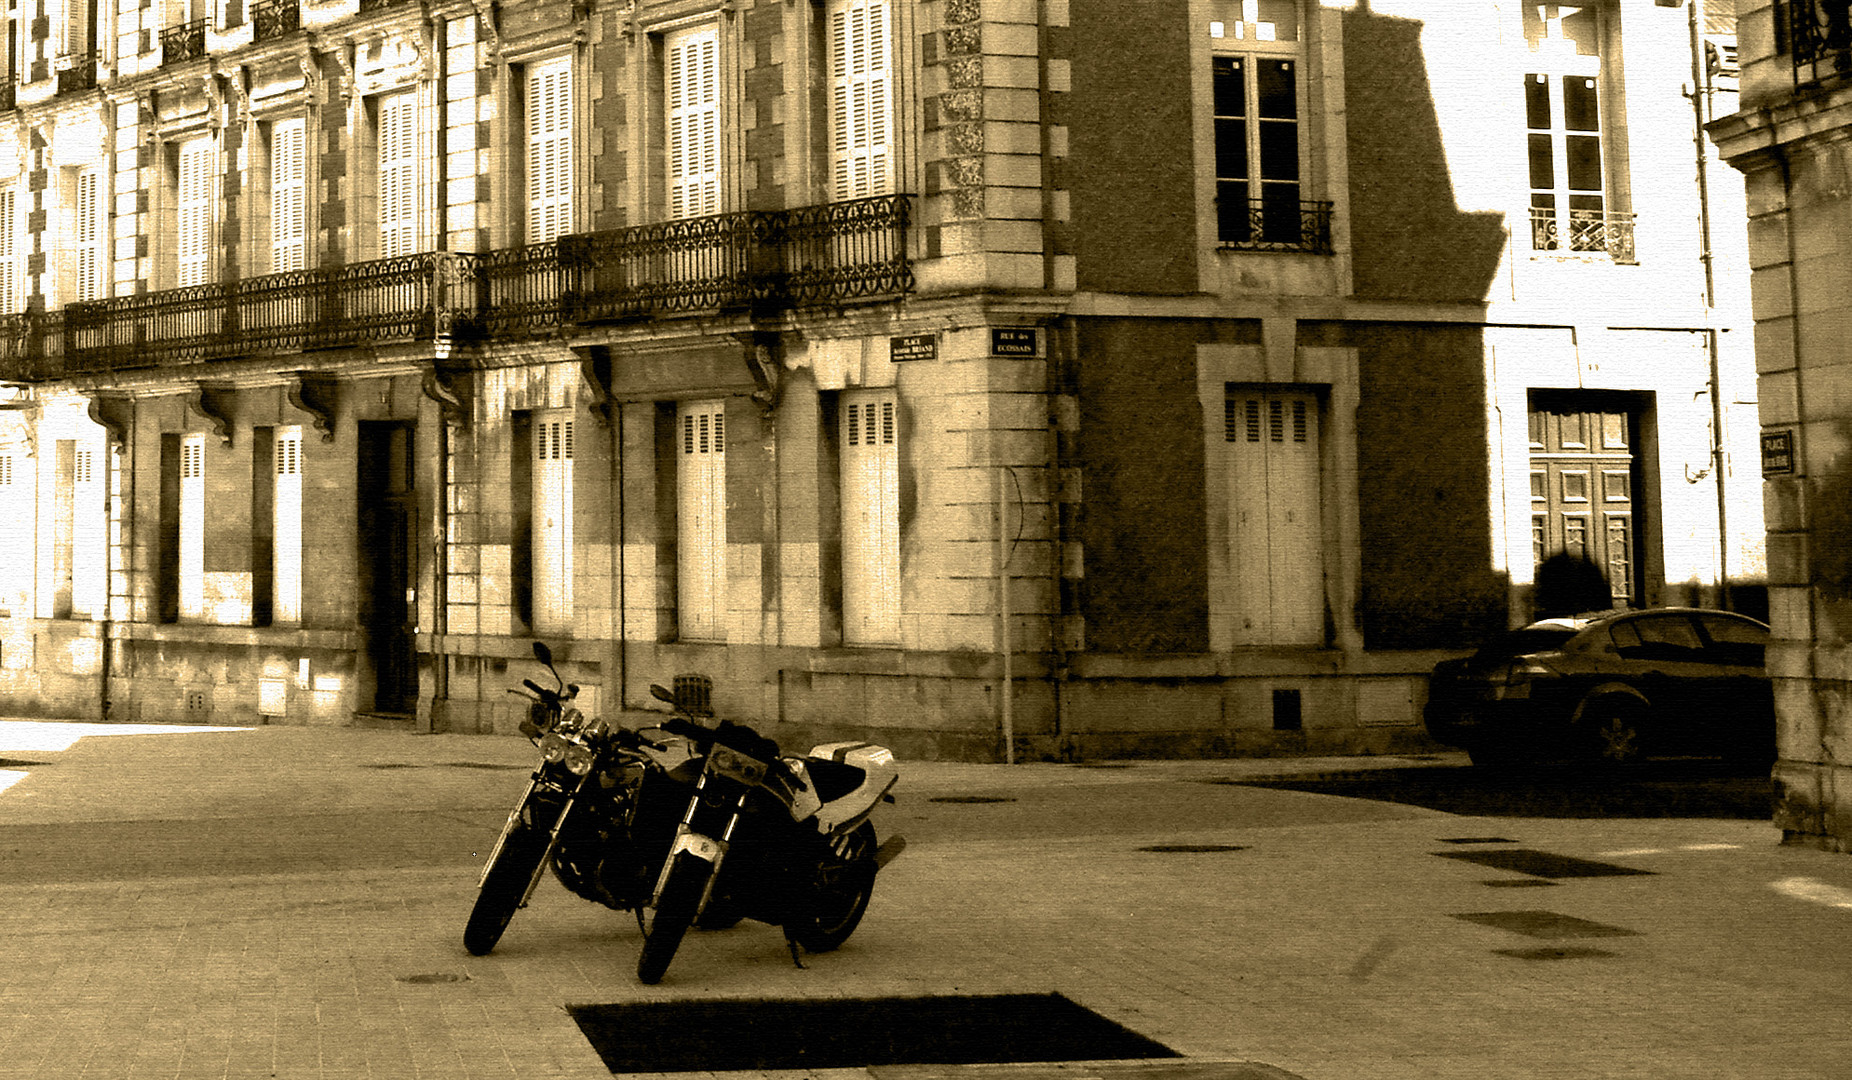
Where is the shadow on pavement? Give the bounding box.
[1220,760,1775,819]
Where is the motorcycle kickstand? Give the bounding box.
[784,934,807,970]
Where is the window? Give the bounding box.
[827,0,893,201]
[666,25,721,219]
[1522,4,1630,260]
[532,413,574,635]
[0,185,18,314]
[179,435,205,621]
[1222,388,1324,645]
[841,391,899,645]
[64,439,107,619]
[0,449,24,617]
[677,400,726,640]
[1209,1,1306,248]
[273,427,302,624]
[269,118,307,273]
[177,139,213,287]
[525,57,574,243]
[377,90,418,257]
[58,167,105,304]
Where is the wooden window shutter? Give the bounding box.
[667,25,721,219]
[270,118,306,273]
[842,391,900,644]
[828,0,892,200]
[526,57,574,243]
[274,427,303,623]
[677,401,727,639]
[378,91,418,257]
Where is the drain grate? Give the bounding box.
[1494,946,1618,961]
[1452,910,1638,939]
[929,795,1018,804]
[1434,849,1653,878]
[567,993,1179,1072]
[1138,844,1248,853]
[397,972,469,984]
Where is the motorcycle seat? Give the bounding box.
[802,757,868,803]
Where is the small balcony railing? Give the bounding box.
[53,51,98,95]
[253,0,301,41]
[1216,198,1335,255]
[357,0,413,13]
[1529,207,1638,265]
[161,20,208,64]
[1787,1,1852,85]
[0,195,914,379]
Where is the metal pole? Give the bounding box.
[1689,0,1731,609]
[997,466,1013,765]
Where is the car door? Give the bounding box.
[1692,613,1774,760]
[1605,613,1710,756]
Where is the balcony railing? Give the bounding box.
[253,0,301,41]
[161,20,208,64]
[1216,198,1335,254]
[1529,207,1638,265]
[53,51,98,95]
[1787,1,1852,85]
[0,195,913,381]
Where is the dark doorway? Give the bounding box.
[358,422,417,715]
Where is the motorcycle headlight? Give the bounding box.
[563,742,595,776]
[541,731,571,764]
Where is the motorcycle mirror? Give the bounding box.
[650,684,676,705]
[533,641,554,668]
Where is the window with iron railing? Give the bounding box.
[252,0,300,42]
[161,20,208,65]
[1528,206,1637,264]
[1785,1,1852,85]
[54,50,97,95]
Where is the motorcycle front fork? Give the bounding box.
[651,772,751,914]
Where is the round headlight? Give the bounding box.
[541,731,570,764]
[564,743,596,776]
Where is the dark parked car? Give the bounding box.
[1424,607,1774,766]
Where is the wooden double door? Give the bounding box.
[1529,396,1639,609]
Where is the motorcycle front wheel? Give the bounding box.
[791,821,879,954]
[636,853,712,984]
[464,814,554,956]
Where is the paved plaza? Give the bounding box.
[0,720,1848,1079]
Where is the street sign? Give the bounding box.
[991,328,1038,356]
[1761,429,1795,477]
[890,333,937,362]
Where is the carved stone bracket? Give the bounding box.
[422,366,468,430]
[735,330,783,419]
[470,0,503,63]
[574,345,614,428]
[188,383,236,447]
[285,370,338,442]
[85,393,131,457]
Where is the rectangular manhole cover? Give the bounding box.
[567,993,1180,1072]
[1452,910,1638,939]
[1434,849,1653,878]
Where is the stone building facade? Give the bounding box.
[0,0,1761,761]
[1713,0,1852,849]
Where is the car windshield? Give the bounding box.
[1471,627,1579,660]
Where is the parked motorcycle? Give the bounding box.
[464,643,905,984]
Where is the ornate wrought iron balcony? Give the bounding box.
[0,195,914,380]
[1787,1,1852,85]
[1529,207,1638,265]
[1216,198,1335,254]
[161,20,209,65]
[253,0,301,41]
[54,52,98,95]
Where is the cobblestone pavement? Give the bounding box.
[0,720,1848,1080]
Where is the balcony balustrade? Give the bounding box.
[54,51,98,95]
[1529,207,1638,265]
[161,20,209,64]
[0,195,913,382]
[253,0,302,41]
[1216,197,1335,254]
[1787,1,1852,85]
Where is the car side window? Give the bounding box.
[1696,615,1768,668]
[1610,615,1704,662]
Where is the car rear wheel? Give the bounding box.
[1582,697,1646,765]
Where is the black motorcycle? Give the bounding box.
[465,644,904,984]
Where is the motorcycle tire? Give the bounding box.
[463,820,551,956]
[791,822,879,954]
[636,853,712,984]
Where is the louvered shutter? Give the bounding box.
[270,119,306,273]
[179,435,205,621]
[828,0,892,201]
[666,26,720,220]
[0,451,23,617]
[0,187,16,314]
[378,91,417,257]
[77,167,103,300]
[526,58,574,243]
[842,392,900,644]
[273,427,302,623]
[1224,390,1323,645]
[677,401,727,639]
[175,142,212,288]
[533,414,575,635]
